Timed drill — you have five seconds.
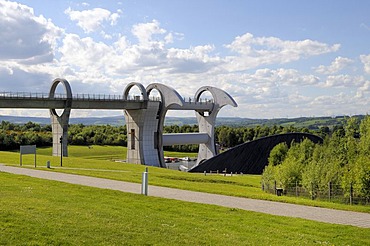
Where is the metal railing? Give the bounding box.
[0,92,161,102]
[0,92,215,104]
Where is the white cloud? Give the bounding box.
[315,56,353,74]
[59,33,113,72]
[322,74,365,88]
[223,33,340,71]
[360,54,370,74]
[0,0,62,62]
[1,1,370,119]
[131,20,166,46]
[64,7,120,33]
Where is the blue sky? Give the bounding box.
[1,0,370,118]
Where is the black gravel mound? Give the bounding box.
[189,133,323,174]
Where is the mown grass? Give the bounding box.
[1,172,369,245]
[2,146,370,213]
[36,145,198,160]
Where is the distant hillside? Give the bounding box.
[0,115,363,129]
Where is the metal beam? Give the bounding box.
[163,133,209,146]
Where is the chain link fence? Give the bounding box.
[262,181,370,205]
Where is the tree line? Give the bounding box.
[0,120,340,152]
[262,116,370,202]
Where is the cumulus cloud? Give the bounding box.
[131,20,167,45]
[59,34,112,69]
[322,74,365,88]
[360,54,370,74]
[0,61,51,91]
[1,1,369,119]
[64,7,120,33]
[58,20,222,76]
[0,0,62,62]
[223,33,340,71]
[315,56,353,74]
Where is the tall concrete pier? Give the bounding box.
[0,78,237,168]
[49,78,72,157]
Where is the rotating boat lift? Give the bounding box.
[48,78,238,168]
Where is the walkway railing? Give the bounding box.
[0,92,215,104]
[0,92,160,102]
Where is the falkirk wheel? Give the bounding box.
[47,78,238,168]
[123,82,238,168]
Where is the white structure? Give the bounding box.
[44,79,237,168]
[123,83,237,167]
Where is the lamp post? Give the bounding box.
[59,136,63,167]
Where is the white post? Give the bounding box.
[141,167,149,195]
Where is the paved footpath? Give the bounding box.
[1,164,370,229]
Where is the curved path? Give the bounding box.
[1,164,369,229]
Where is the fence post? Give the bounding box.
[295,181,298,197]
[350,183,353,205]
[328,182,332,202]
[274,180,277,195]
[311,182,314,200]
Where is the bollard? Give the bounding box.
[46,161,50,168]
[141,167,148,196]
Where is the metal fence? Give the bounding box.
[262,181,370,205]
[0,92,162,102]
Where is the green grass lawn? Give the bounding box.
[1,172,369,245]
[36,145,198,160]
[2,146,370,213]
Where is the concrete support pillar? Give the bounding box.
[124,101,161,166]
[146,83,184,167]
[194,86,237,165]
[123,82,184,167]
[49,78,72,157]
[196,112,217,165]
[124,83,163,166]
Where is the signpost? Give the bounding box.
[20,145,36,167]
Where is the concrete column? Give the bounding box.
[49,78,72,157]
[124,101,161,166]
[146,83,184,167]
[123,82,184,167]
[124,83,162,166]
[194,86,237,165]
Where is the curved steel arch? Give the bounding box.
[123,82,148,101]
[146,83,184,108]
[49,78,72,117]
[195,86,237,113]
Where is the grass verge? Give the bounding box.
[1,172,369,245]
[2,147,370,213]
